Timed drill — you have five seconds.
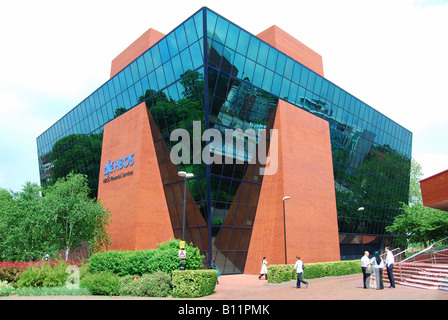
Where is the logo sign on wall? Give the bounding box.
[103,153,135,183]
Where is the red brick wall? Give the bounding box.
[244,100,340,274]
[97,103,173,250]
[257,25,324,77]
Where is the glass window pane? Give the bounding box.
[257,41,269,66]
[190,40,203,69]
[275,52,286,75]
[152,45,162,68]
[236,30,250,56]
[271,73,282,96]
[292,62,302,83]
[243,59,255,82]
[166,32,178,58]
[225,23,239,51]
[175,25,188,52]
[206,10,217,35]
[180,48,193,72]
[247,36,260,61]
[252,63,265,88]
[193,11,203,39]
[266,48,277,71]
[214,17,229,44]
[184,18,199,45]
[159,38,171,63]
[284,57,294,80]
[262,68,273,92]
[299,68,308,87]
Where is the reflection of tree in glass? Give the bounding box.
[48,133,103,198]
[333,143,411,235]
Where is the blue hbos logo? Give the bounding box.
[104,153,135,178]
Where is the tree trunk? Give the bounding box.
[65,247,70,262]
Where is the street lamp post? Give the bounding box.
[178,171,194,241]
[358,207,365,253]
[283,196,291,264]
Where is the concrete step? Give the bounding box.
[382,262,448,291]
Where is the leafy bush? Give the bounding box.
[268,260,360,283]
[0,280,15,296]
[0,261,34,283]
[0,260,82,284]
[15,261,84,288]
[119,275,141,296]
[172,270,217,298]
[89,239,204,276]
[80,271,120,296]
[120,271,172,297]
[139,271,172,297]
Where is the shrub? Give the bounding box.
[119,271,172,297]
[80,271,120,296]
[0,280,15,296]
[89,239,204,276]
[15,261,81,288]
[140,271,172,297]
[119,275,141,296]
[172,270,217,298]
[0,260,82,285]
[0,261,34,283]
[268,260,361,283]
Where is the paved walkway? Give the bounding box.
[2,273,447,301]
[201,273,448,300]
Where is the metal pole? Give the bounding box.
[282,196,290,265]
[283,199,287,264]
[358,207,365,254]
[182,176,187,241]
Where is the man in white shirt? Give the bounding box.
[361,251,370,289]
[291,255,309,288]
[385,247,395,288]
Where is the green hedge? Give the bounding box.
[268,260,360,283]
[172,270,218,298]
[88,239,204,276]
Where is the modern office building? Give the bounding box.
[36,7,412,274]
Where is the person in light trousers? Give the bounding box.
[291,255,308,288]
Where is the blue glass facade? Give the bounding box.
[37,7,412,271]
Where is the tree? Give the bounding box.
[0,174,111,261]
[0,183,58,261]
[386,159,448,247]
[43,173,111,261]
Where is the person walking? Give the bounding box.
[291,255,308,288]
[361,251,371,289]
[258,257,268,280]
[385,247,395,288]
[210,259,221,284]
[371,251,384,290]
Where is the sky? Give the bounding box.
[0,0,447,192]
